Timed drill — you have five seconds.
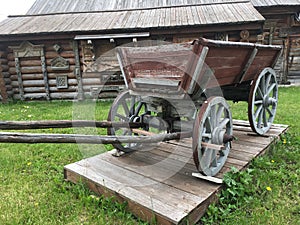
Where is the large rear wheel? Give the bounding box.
[248,68,278,135]
[193,96,233,176]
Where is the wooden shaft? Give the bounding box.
[131,129,156,136]
[0,131,192,144]
[0,120,142,130]
[132,129,224,150]
[201,142,224,151]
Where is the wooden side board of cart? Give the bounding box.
[0,38,282,177]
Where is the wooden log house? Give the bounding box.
[0,0,266,102]
[252,0,300,84]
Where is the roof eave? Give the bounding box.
[0,21,264,42]
[255,5,300,15]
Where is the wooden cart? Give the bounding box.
[107,38,282,176]
[0,38,282,177]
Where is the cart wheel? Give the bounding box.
[248,68,278,135]
[107,90,147,152]
[108,90,167,152]
[193,96,233,176]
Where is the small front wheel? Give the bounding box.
[107,91,148,153]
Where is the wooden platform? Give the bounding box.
[64,120,288,225]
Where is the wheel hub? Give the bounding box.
[212,127,226,145]
[212,127,234,146]
[263,95,277,107]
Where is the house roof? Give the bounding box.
[26,0,252,14]
[0,0,264,37]
[251,0,300,7]
[251,0,300,15]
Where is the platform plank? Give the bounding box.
[64,121,288,225]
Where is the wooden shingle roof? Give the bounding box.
[26,0,252,14]
[251,0,300,7]
[0,0,264,37]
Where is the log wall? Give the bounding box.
[258,13,300,83]
[0,45,11,102]
[7,40,78,100]
[288,35,300,83]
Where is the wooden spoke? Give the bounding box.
[121,101,130,116]
[266,107,274,117]
[211,152,218,167]
[257,86,264,99]
[254,100,263,105]
[216,105,224,125]
[193,96,233,176]
[265,74,272,90]
[210,105,217,128]
[219,118,230,129]
[260,75,266,93]
[115,113,128,121]
[266,83,276,96]
[254,104,263,120]
[248,68,278,135]
[257,107,263,128]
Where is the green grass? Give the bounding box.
[201,86,300,225]
[0,87,299,225]
[0,100,145,225]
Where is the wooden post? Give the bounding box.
[282,37,290,84]
[73,40,84,100]
[41,52,50,100]
[15,57,25,101]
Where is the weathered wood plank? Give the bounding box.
[64,121,287,224]
[79,150,222,223]
[65,160,182,225]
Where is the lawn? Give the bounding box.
[0,86,299,225]
[201,86,300,225]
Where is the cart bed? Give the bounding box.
[117,38,282,96]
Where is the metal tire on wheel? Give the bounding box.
[193,96,233,176]
[248,67,278,135]
[107,90,148,153]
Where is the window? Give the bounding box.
[56,75,68,89]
